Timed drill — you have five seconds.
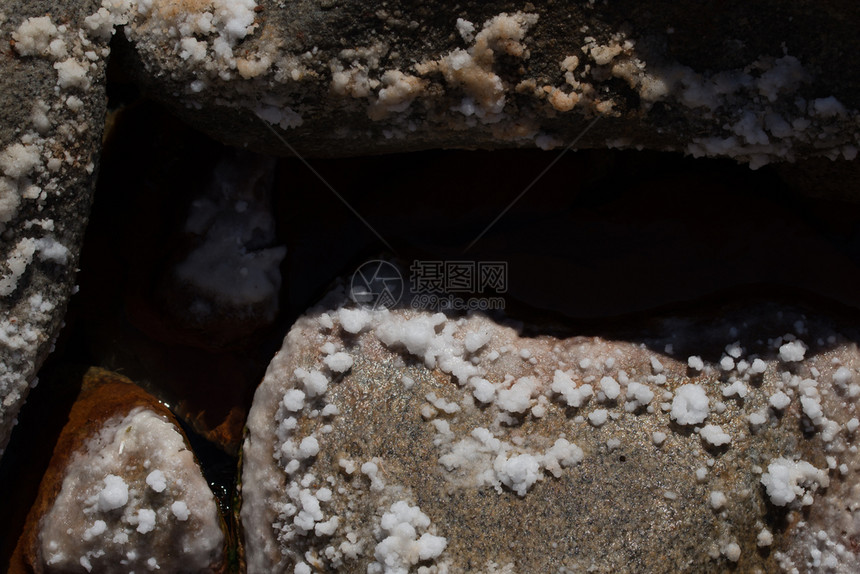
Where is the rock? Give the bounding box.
[0,1,110,456]
[110,1,859,168]
[3,1,859,459]
[10,367,226,573]
[241,287,860,572]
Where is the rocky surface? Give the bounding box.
[2,3,860,572]
[3,0,860,461]
[111,0,860,167]
[10,367,226,573]
[0,1,111,456]
[241,288,860,572]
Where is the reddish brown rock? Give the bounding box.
[10,368,226,573]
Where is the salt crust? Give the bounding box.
[110,5,860,166]
[367,501,447,573]
[172,153,285,320]
[39,408,223,571]
[2,6,115,455]
[671,384,710,425]
[761,458,830,507]
[700,424,731,447]
[243,290,860,572]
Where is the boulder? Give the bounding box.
[0,0,111,456]
[111,0,860,169]
[10,367,226,573]
[241,288,860,572]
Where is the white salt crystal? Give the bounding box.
[670,384,709,425]
[145,469,167,493]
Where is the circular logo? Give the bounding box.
[350,260,404,310]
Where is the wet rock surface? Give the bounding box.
[241,291,860,572]
[70,103,287,451]
[10,367,226,573]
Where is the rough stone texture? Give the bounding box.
[10,368,226,573]
[241,288,860,573]
[115,0,860,169]
[0,1,109,457]
[2,1,859,462]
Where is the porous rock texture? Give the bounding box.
[10,368,226,573]
[0,0,110,457]
[115,0,860,168]
[241,288,860,573]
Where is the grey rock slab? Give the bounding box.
[241,290,860,572]
[0,1,110,456]
[115,1,859,168]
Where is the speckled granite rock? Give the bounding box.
[111,0,860,168]
[10,368,226,573]
[241,288,860,573]
[0,1,110,457]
